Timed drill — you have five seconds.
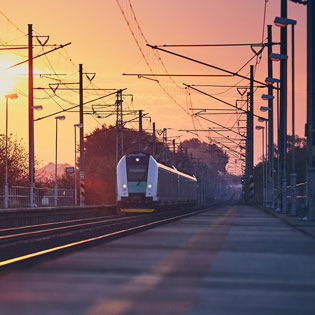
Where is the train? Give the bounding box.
[117,152,198,213]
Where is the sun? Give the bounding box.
[0,79,15,97]
[0,55,28,96]
[0,58,18,96]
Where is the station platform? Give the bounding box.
[0,204,314,315]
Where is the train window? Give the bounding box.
[127,164,148,181]
[126,154,149,182]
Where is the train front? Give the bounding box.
[117,153,158,213]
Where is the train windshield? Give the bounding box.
[126,154,149,182]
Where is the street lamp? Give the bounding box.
[33,105,43,111]
[265,77,280,85]
[274,16,297,28]
[264,77,281,211]
[269,53,288,62]
[4,93,18,209]
[258,116,269,207]
[256,125,265,207]
[54,115,66,206]
[74,123,83,205]
[274,16,297,216]
[261,94,275,101]
[260,106,272,112]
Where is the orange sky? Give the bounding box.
[0,0,307,175]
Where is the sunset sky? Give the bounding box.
[0,0,307,175]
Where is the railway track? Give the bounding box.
[0,206,212,271]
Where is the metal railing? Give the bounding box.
[0,186,74,208]
[287,182,307,210]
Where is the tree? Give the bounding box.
[0,135,29,186]
[84,125,230,205]
[180,138,229,173]
[254,135,307,203]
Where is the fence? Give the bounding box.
[287,182,307,210]
[0,186,74,208]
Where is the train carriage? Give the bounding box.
[117,153,197,213]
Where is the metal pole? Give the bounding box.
[280,0,288,214]
[79,64,85,206]
[115,118,118,167]
[139,110,142,152]
[249,66,254,202]
[267,25,275,209]
[74,126,77,206]
[245,92,250,203]
[307,0,315,221]
[290,23,297,216]
[152,122,156,157]
[28,24,35,208]
[276,82,281,211]
[54,118,58,206]
[4,97,9,209]
[163,128,167,162]
[265,121,268,207]
[262,129,265,207]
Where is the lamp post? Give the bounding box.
[274,16,297,216]
[74,123,83,206]
[4,93,18,209]
[265,77,280,211]
[54,115,66,206]
[256,125,265,206]
[258,116,269,207]
[269,51,288,214]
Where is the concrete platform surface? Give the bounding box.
[0,204,314,315]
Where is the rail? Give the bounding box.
[0,206,215,270]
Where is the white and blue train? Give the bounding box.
[117,153,198,213]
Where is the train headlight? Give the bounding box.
[123,184,127,190]
[136,158,140,162]
[148,184,152,189]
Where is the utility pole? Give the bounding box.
[290,19,297,216]
[28,24,35,208]
[267,25,275,209]
[79,64,85,206]
[245,92,250,202]
[115,90,124,166]
[249,65,254,203]
[249,65,254,178]
[138,110,142,152]
[307,0,315,220]
[162,128,167,162]
[245,66,254,204]
[280,0,288,213]
[152,122,156,157]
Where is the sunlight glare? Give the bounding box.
[0,56,24,97]
[0,79,15,97]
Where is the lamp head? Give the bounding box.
[258,117,267,122]
[55,115,66,120]
[5,93,18,100]
[261,94,274,100]
[260,106,272,112]
[265,77,280,85]
[269,53,288,62]
[33,105,43,111]
[274,16,297,27]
